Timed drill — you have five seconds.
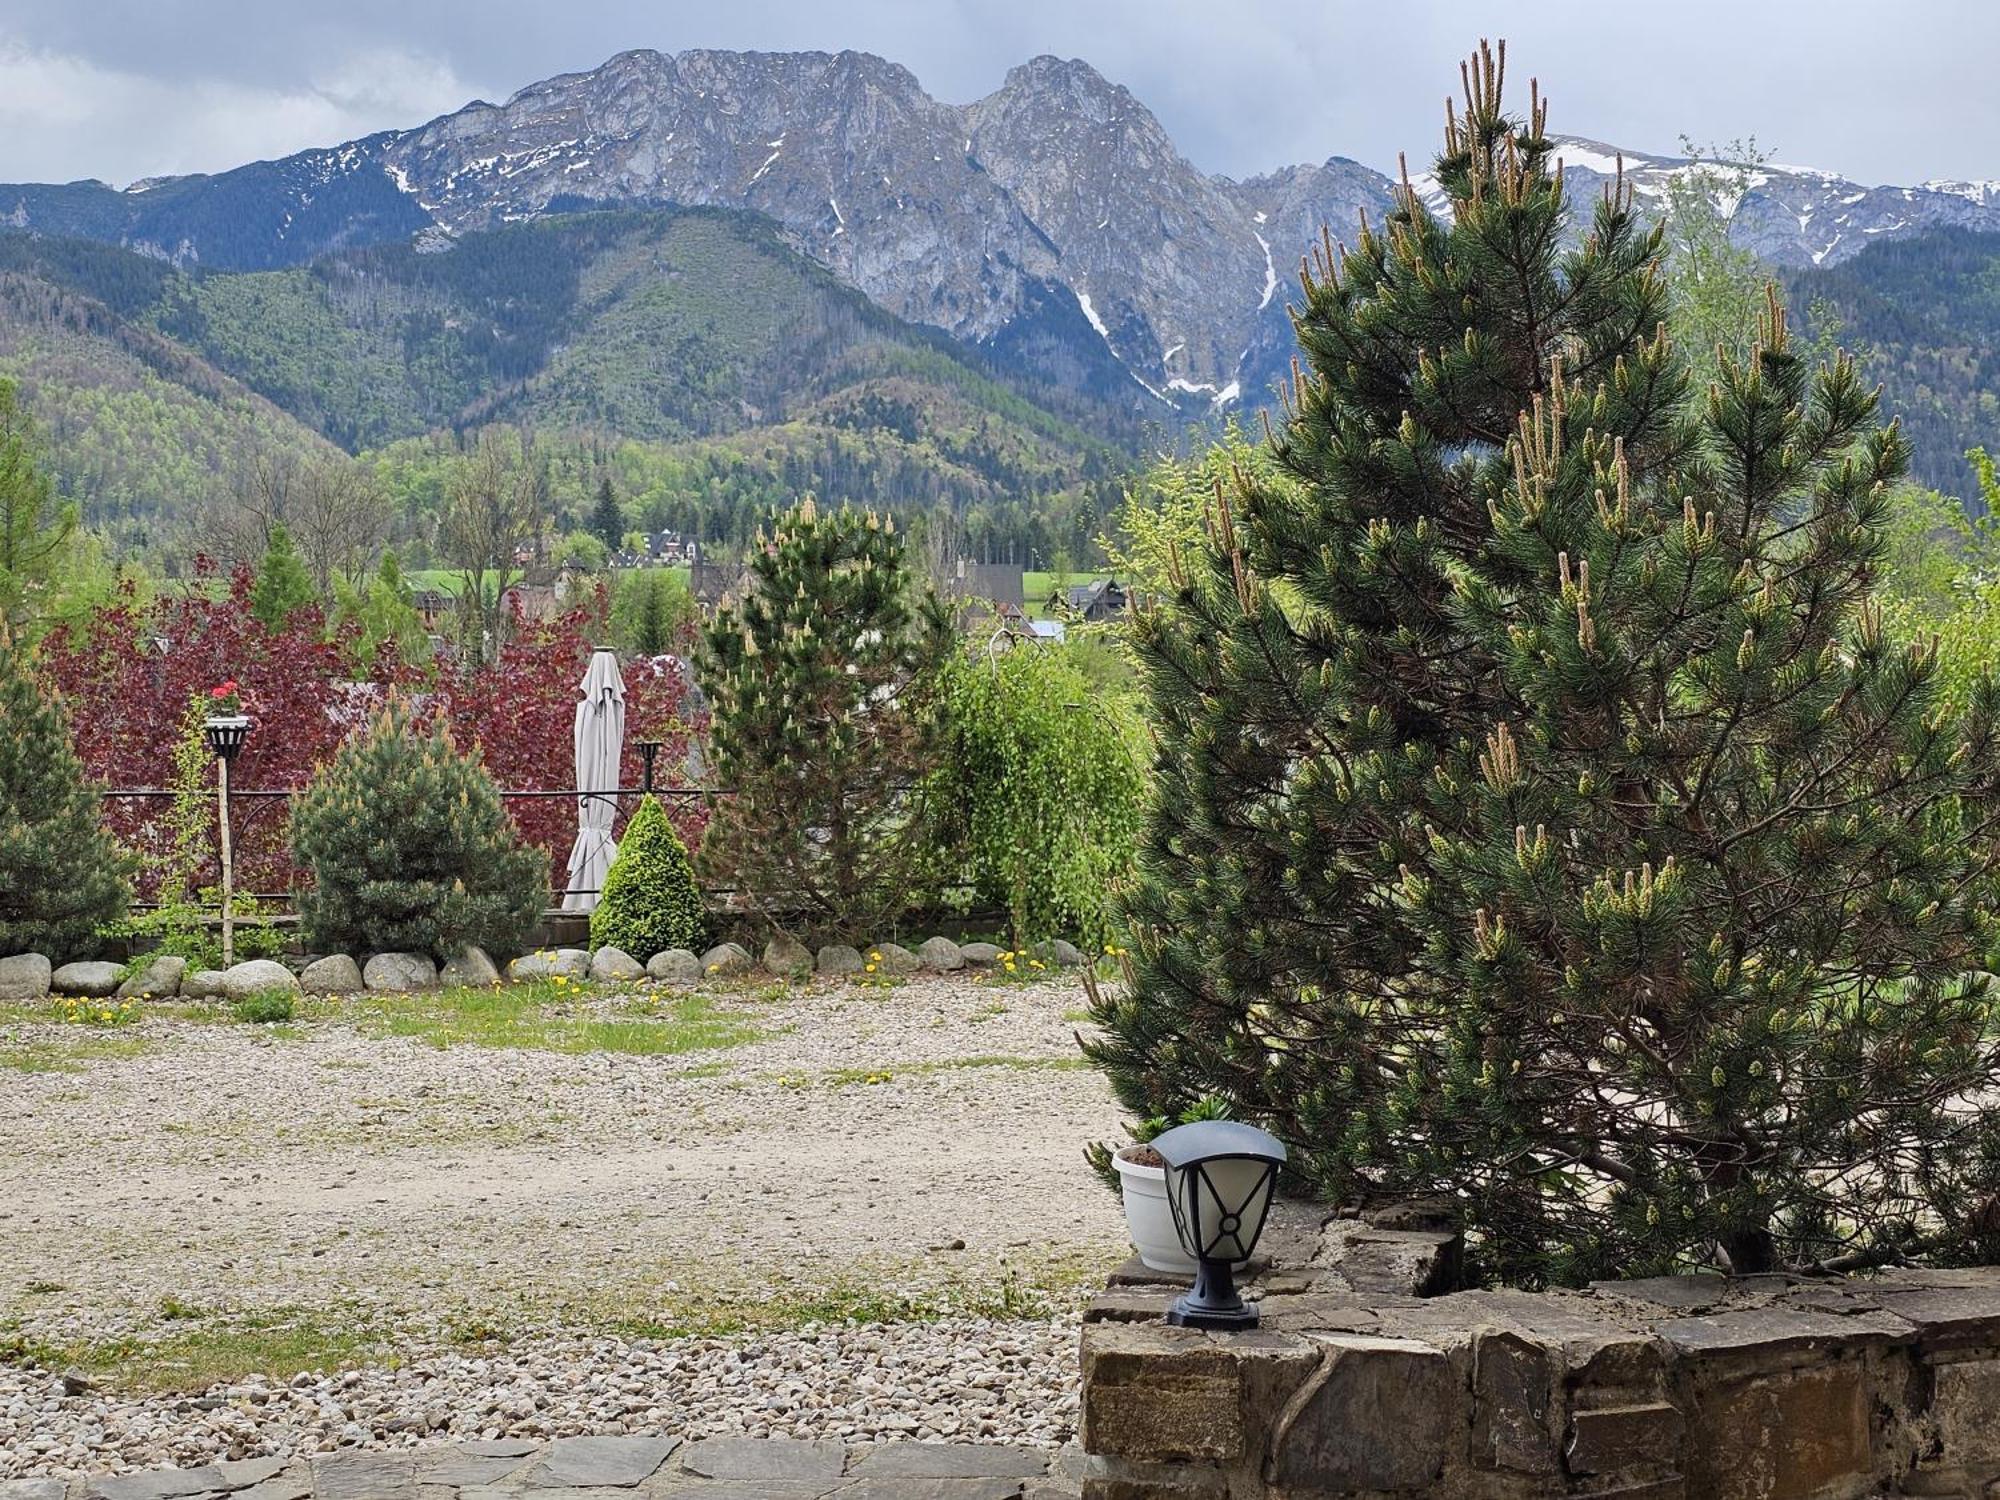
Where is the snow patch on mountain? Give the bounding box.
[1074,288,1109,340]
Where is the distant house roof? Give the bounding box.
[1030,619,1067,642]
[1066,578,1127,611]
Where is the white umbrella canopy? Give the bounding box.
[562,648,627,913]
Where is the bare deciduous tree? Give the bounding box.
[228,447,389,595]
[439,429,549,664]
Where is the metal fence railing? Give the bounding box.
[101,784,712,910]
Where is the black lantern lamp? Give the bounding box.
[635,740,664,795]
[202,715,251,762]
[1154,1119,1287,1331]
[199,711,251,966]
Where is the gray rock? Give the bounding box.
[363,951,437,992]
[309,1453,417,1500]
[83,1468,223,1500]
[701,942,755,978]
[213,1458,290,1489]
[763,933,814,978]
[507,951,555,981]
[590,945,645,982]
[458,1440,542,1458]
[416,1450,532,1487]
[439,945,501,987]
[1267,1334,1453,1491]
[916,936,967,972]
[852,1443,1049,1479]
[233,1479,310,1500]
[524,1434,680,1487]
[817,943,865,975]
[298,954,363,995]
[960,942,1004,967]
[181,969,229,999]
[1469,1330,1560,1474]
[0,1480,70,1500]
[550,947,591,978]
[51,959,122,997]
[873,941,921,975]
[838,1481,1027,1500]
[1032,938,1087,968]
[646,947,703,984]
[680,1436,847,1482]
[1314,1220,1464,1297]
[217,959,302,1001]
[115,953,185,1000]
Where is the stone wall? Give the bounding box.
[1078,1204,2000,1499]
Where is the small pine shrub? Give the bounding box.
[0,650,130,959]
[291,704,546,959]
[589,795,705,959]
[232,990,295,1024]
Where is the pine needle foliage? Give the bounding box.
[589,795,705,959]
[290,703,546,959]
[0,650,129,958]
[698,498,952,941]
[1090,42,2000,1285]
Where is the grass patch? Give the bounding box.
[804,1056,1088,1089]
[1,1307,395,1395]
[601,1258,1105,1341]
[332,981,765,1057]
[231,990,296,1024]
[0,1033,154,1074]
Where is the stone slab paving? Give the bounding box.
[14,1439,1082,1500]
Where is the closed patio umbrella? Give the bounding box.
[562,647,626,912]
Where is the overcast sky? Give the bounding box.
[2,1,1996,188]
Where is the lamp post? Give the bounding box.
[635,740,663,795]
[1153,1119,1287,1331]
[202,711,251,968]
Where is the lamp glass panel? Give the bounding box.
[1165,1156,1275,1263]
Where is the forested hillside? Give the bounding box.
[0,208,1142,562]
[1789,227,2000,502]
[0,240,340,556]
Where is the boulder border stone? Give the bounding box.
[646,948,702,984]
[50,960,122,997]
[299,954,364,995]
[362,951,437,993]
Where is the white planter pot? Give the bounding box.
[1114,1147,1199,1273]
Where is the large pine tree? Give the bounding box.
[698,498,951,939]
[0,650,129,958]
[1092,43,2000,1284]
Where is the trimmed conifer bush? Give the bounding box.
[291,704,545,959]
[1093,44,2000,1284]
[589,795,705,959]
[0,651,129,958]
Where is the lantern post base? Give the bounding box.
[1166,1258,1259,1331]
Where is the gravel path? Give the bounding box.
[0,973,1129,1479]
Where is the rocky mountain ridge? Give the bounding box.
[6,48,2000,413]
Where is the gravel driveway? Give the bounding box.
[0,973,1131,1478]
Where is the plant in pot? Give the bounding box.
[204,679,247,728]
[1087,1096,1236,1274]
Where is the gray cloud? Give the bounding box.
[1,0,1996,187]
